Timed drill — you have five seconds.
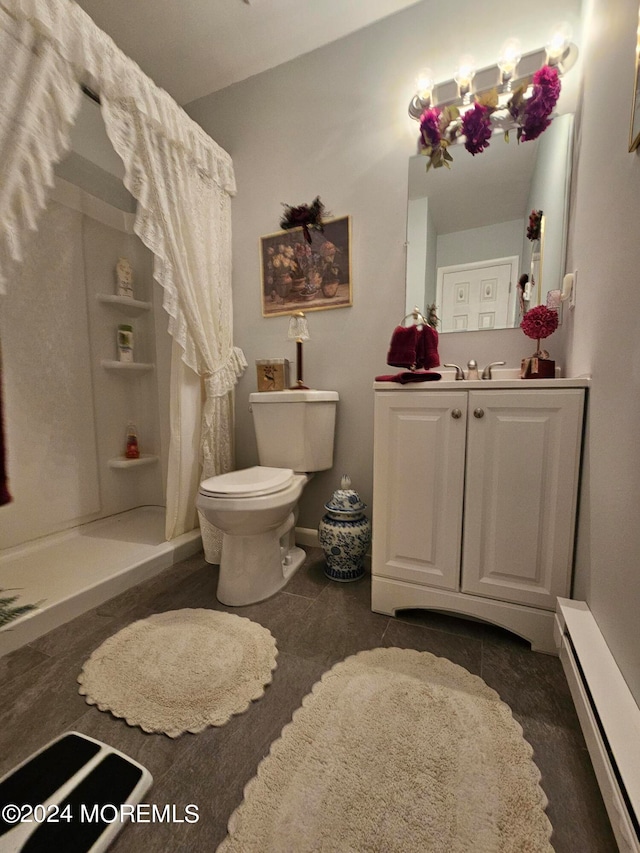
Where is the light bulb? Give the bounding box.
[498,38,522,75]
[546,23,573,64]
[415,68,435,106]
[498,38,522,92]
[454,56,476,104]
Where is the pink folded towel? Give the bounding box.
[386,325,419,368]
[375,371,442,384]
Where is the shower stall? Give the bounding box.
[0,99,202,658]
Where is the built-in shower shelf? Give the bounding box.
[97,294,152,315]
[108,455,159,469]
[101,360,154,372]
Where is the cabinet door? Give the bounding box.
[461,389,584,609]
[372,391,467,591]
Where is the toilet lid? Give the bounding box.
[199,466,295,498]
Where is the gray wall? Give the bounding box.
[524,113,574,299]
[436,219,524,268]
[406,196,429,310]
[563,0,640,703]
[187,0,583,529]
[187,0,640,703]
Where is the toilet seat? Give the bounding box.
[199,466,294,498]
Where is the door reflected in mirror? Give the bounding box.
[405,113,573,333]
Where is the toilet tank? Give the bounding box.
[249,389,339,472]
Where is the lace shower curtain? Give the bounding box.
[0,6,81,292]
[100,95,246,552]
[0,0,246,556]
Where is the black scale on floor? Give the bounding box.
[0,732,152,852]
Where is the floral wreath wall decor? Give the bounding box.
[280,196,328,244]
[418,64,562,171]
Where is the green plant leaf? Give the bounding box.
[0,589,39,627]
[477,89,498,109]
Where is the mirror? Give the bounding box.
[405,112,573,332]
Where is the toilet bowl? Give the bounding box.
[196,389,338,607]
[197,467,309,606]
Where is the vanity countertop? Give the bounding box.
[373,376,591,391]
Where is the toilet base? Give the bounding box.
[216,514,307,606]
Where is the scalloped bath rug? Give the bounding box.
[77,609,277,738]
[218,647,552,853]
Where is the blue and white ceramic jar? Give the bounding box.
[319,475,371,582]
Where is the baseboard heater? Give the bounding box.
[555,599,640,852]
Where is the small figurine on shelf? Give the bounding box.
[117,324,134,362]
[116,257,134,298]
[125,423,140,459]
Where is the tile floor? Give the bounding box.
[0,548,617,852]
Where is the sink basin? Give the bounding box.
[486,367,522,380]
[438,366,561,382]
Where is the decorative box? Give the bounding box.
[256,359,290,392]
[520,357,556,379]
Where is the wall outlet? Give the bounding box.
[570,269,577,309]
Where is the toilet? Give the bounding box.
[197,389,339,606]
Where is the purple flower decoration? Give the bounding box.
[526,209,543,241]
[462,102,492,155]
[522,65,561,141]
[419,107,442,151]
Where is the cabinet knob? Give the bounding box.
[451,409,462,419]
[473,408,485,419]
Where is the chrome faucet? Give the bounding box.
[443,363,465,380]
[466,359,479,380]
[481,361,506,380]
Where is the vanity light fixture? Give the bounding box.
[408,28,578,170]
[287,311,310,389]
[408,28,577,123]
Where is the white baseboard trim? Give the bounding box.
[555,598,640,852]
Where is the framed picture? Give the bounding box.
[260,215,352,317]
[630,4,640,151]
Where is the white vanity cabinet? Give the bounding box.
[371,381,587,653]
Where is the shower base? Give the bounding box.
[0,506,202,659]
